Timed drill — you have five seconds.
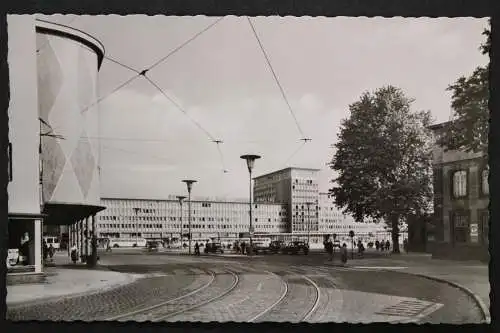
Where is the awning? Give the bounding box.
[42,202,106,226]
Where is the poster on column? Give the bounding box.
[470,223,478,243]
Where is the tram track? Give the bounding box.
[252,269,321,322]
[111,269,240,322]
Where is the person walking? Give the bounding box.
[70,243,78,264]
[375,240,380,251]
[194,242,200,256]
[340,243,348,265]
[325,237,334,261]
[385,240,391,252]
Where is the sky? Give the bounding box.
[29,15,489,200]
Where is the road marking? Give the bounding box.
[257,282,262,291]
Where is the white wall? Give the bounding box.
[7,15,41,214]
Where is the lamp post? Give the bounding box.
[182,180,197,255]
[176,195,186,245]
[240,154,261,256]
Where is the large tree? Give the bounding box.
[438,21,490,155]
[330,86,434,253]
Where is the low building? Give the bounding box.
[429,122,489,261]
[96,197,288,243]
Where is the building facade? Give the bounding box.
[254,167,320,233]
[7,17,105,279]
[97,197,288,241]
[429,122,489,261]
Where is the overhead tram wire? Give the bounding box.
[282,139,308,167]
[79,17,224,114]
[246,17,306,140]
[213,140,228,173]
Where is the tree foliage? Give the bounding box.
[329,86,434,253]
[438,21,490,155]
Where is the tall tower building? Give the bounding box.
[253,167,320,233]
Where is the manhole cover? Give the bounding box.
[376,300,442,318]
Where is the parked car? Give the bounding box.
[204,242,225,254]
[269,240,285,254]
[282,241,309,255]
[146,241,159,252]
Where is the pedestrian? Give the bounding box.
[385,240,391,251]
[48,244,55,259]
[43,240,49,262]
[380,240,385,252]
[340,243,348,265]
[241,241,246,255]
[403,239,408,253]
[375,240,380,251]
[194,242,200,256]
[70,243,78,264]
[325,238,334,261]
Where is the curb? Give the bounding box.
[387,269,490,324]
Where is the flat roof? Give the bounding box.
[100,197,287,206]
[35,19,105,69]
[254,167,321,180]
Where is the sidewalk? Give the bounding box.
[334,253,490,323]
[7,252,141,307]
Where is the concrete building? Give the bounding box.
[97,197,288,243]
[428,122,489,261]
[253,167,320,233]
[7,17,105,280]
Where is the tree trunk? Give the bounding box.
[391,214,401,253]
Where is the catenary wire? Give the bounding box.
[143,75,217,142]
[146,17,225,72]
[282,140,307,167]
[246,17,305,139]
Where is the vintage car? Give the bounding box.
[204,242,225,254]
[282,241,309,255]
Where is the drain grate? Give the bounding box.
[375,300,440,318]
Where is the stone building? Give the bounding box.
[428,121,489,261]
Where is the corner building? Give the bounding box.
[429,122,489,262]
[253,167,320,233]
[7,17,105,281]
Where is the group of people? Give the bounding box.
[323,238,348,264]
[42,239,56,263]
[375,240,391,251]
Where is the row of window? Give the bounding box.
[451,168,489,199]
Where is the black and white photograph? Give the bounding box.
[5,14,490,324]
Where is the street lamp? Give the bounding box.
[182,180,197,255]
[240,154,261,256]
[176,195,186,245]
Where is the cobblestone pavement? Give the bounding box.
[7,252,487,324]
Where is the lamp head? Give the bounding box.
[176,195,187,203]
[240,154,261,172]
[182,179,197,192]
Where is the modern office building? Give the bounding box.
[7,16,105,280]
[97,197,288,242]
[254,167,320,233]
[428,122,489,261]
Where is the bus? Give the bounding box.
[108,238,147,248]
[44,236,60,250]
